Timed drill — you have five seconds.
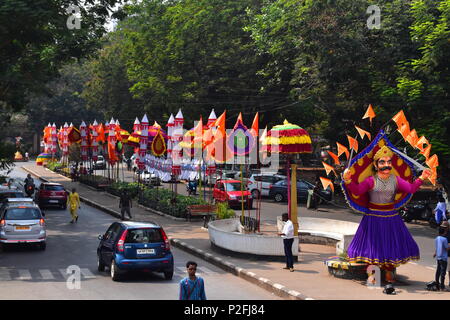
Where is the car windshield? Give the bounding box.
[44,185,64,191]
[125,228,163,244]
[4,208,41,220]
[225,182,244,192]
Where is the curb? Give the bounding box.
[22,166,312,300]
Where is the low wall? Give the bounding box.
[208,218,299,258]
[277,217,359,255]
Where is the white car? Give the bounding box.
[247,174,287,199]
[138,171,161,186]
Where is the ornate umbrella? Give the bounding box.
[262,119,313,235]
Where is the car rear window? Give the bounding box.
[0,192,24,201]
[44,185,64,191]
[4,208,42,220]
[125,228,163,244]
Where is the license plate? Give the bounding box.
[49,200,59,203]
[137,249,155,255]
[15,226,30,231]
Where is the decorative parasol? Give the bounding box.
[262,120,313,154]
[36,153,52,166]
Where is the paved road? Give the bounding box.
[0,165,280,300]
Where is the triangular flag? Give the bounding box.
[214,111,226,138]
[362,104,376,125]
[420,144,432,160]
[336,142,349,159]
[319,177,334,193]
[406,129,419,148]
[397,122,411,140]
[415,136,429,152]
[327,151,341,165]
[355,125,371,141]
[250,112,259,137]
[392,110,408,129]
[426,154,439,169]
[429,167,438,186]
[347,135,358,152]
[322,162,336,177]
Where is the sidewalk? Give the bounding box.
[22,164,448,300]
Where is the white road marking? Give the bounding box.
[39,269,55,280]
[80,268,96,279]
[0,270,11,281]
[18,269,32,280]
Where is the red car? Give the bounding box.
[213,179,253,209]
[35,183,68,209]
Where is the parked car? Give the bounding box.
[0,201,46,250]
[247,174,287,199]
[0,187,25,203]
[35,183,67,209]
[213,179,253,209]
[93,155,106,170]
[268,179,332,203]
[97,221,174,281]
[139,171,161,186]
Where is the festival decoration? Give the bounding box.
[138,114,149,170]
[262,119,312,154]
[228,113,256,157]
[362,104,376,125]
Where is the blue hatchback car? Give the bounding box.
[97,221,174,281]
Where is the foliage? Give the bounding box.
[46,161,64,172]
[107,181,140,198]
[215,201,236,220]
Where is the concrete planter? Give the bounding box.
[208,218,299,258]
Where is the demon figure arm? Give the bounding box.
[345,176,375,196]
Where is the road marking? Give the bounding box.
[18,269,32,280]
[39,269,55,280]
[0,270,11,281]
[80,268,96,279]
[59,269,69,279]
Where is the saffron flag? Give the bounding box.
[362,104,376,125]
[397,122,411,140]
[319,177,334,193]
[347,135,359,152]
[250,112,259,137]
[336,142,349,159]
[327,151,341,165]
[392,110,408,129]
[420,144,432,160]
[322,162,336,177]
[354,125,371,141]
[415,136,429,152]
[426,154,439,169]
[406,129,419,148]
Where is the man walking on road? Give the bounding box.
[67,188,80,224]
[433,227,450,291]
[278,213,295,272]
[119,190,132,220]
[179,261,207,300]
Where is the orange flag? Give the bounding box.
[362,104,376,125]
[392,110,408,129]
[426,154,439,169]
[355,125,371,141]
[420,144,432,160]
[214,111,226,138]
[236,112,243,124]
[319,177,334,193]
[336,142,349,159]
[327,151,341,165]
[250,112,259,137]
[322,162,336,177]
[415,136,429,152]
[347,135,359,152]
[193,116,204,148]
[406,129,419,148]
[397,122,411,140]
[97,124,106,143]
[429,167,438,186]
[203,128,214,149]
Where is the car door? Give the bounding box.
[297,181,310,200]
[260,176,275,196]
[101,223,121,264]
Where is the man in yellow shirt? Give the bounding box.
[67,188,81,223]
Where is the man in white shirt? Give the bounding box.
[278,213,295,272]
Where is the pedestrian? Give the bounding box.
[119,190,132,220]
[278,213,295,272]
[67,188,81,224]
[435,195,447,226]
[179,261,207,300]
[441,221,450,287]
[433,226,450,291]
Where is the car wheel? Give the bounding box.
[251,189,260,199]
[110,260,121,281]
[164,270,173,280]
[39,242,46,251]
[97,254,105,272]
[274,193,284,203]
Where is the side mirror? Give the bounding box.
[98,235,104,241]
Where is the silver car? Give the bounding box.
[0,202,46,250]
